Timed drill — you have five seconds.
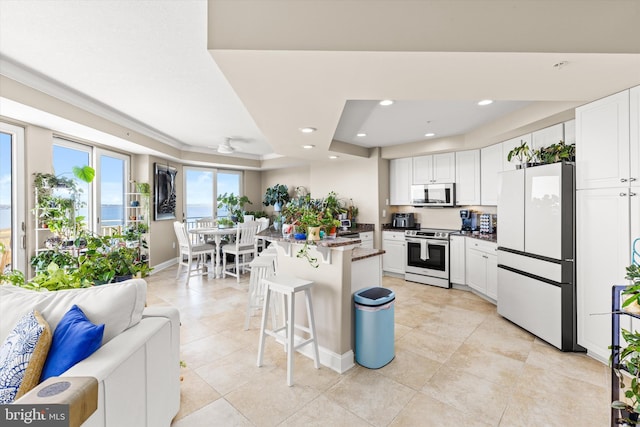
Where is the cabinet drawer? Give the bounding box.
[383,231,406,241]
[466,238,497,254]
[359,231,373,240]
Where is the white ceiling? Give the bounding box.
[1,1,640,167]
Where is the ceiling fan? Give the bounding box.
[212,137,251,154]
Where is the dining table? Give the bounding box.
[189,226,238,278]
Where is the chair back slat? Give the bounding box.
[173,221,191,249]
[237,221,259,246]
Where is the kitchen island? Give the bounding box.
[257,228,384,373]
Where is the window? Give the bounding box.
[0,122,25,272]
[96,149,128,230]
[52,140,91,229]
[52,138,129,235]
[184,168,242,222]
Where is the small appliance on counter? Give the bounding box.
[391,212,415,229]
[459,210,478,233]
[479,213,495,234]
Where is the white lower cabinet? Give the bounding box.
[382,231,406,274]
[449,235,466,285]
[465,238,498,300]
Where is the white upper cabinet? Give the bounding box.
[455,150,481,205]
[502,134,532,171]
[412,153,455,184]
[631,86,640,186]
[389,157,413,205]
[497,169,525,252]
[480,143,502,205]
[576,90,630,189]
[564,119,576,145]
[531,123,564,151]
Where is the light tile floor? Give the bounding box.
[145,266,610,427]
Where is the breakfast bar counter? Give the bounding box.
[257,228,384,373]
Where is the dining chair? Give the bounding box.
[222,220,259,282]
[173,221,216,285]
[255,217,270,252]
[195,217,216,244]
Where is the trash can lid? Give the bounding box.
[354,287,395,306]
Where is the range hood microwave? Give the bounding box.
[411,183,456,207]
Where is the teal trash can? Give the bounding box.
[354,287,395,369]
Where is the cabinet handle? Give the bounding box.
[631,192,637,197]
[620,193,627,197]
[621,178,628,182]
[631,178,637,182]
[482,255,488,259]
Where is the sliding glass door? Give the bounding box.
[0,122,25,272]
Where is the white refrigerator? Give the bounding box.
[497,162,581,351]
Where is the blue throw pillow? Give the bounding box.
[40,305,104,382]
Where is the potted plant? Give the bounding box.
[217,193,252,225]
[507,140,533,168]
[537,140,576,164]
[263,184,290,212]
[611,263,640,424]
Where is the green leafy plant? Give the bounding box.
[537,140,576,164]
[611,327,640,425]
[506,140,532,167]
[621,264,640,309]
[0,269,25,287]
[296,242,319,268]
[263,184,290,208]
[217,193,252,223]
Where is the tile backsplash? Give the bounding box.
[393,205,497,231]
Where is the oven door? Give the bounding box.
[405,238,449,279]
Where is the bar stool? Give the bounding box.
[257,274,320,386]
[245,257,276,330]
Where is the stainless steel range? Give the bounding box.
[404,228,454,288]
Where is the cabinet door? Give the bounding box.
[532,123,564,151]
[432,152,456,183]
[576,90,630,189]
[485,253,498,300]
[577,188,630,361]
[390,158,413,205]
[412,155,433,184]
[466,247,486,294]
[564,119,576,145]
[382,236,406,274]
[455,150,480,205]
[449,235,466,285]
[480,143,502,205]
[497,169,524,252]
[631,86,640,185]
[502,134,532,171]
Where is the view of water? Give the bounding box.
[0,205,221,231]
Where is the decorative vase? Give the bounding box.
[307,226,321,241]
[274,201,282,212]
[282,223,294,238]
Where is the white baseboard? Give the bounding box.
[150,258,178,274]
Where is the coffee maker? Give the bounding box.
[460,210,478,233]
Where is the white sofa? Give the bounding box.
[0,279,180,427]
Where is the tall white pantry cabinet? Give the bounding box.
[576,85,640,361]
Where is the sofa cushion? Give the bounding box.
[40,304,104,382]
[0,310,52,403]
[0,279,146,345]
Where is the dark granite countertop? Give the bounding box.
[258,228,362,248]
[336,223,375,235]
[454,232,498,243]
[352,248,385,261]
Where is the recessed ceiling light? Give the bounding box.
[477,99,493,106]
[329,155,339,159]
[299,127,317,133]
[302,144,315,149]
[379,100,394,106]
[424,132,436,137]
[356,133,367,137]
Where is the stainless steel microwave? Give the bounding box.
[411,183,456,207]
